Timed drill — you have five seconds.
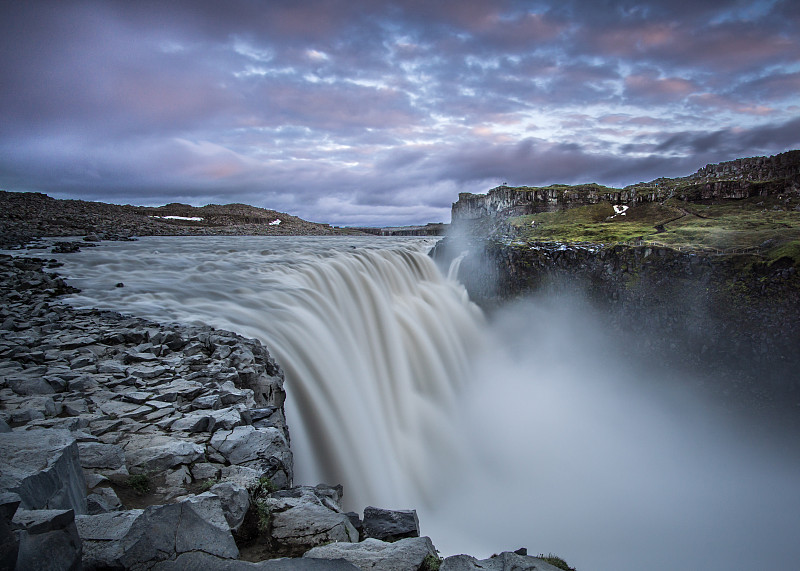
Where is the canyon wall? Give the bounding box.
[451,150,800,220]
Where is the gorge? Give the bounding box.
[11,234,800,571]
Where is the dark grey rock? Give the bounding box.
[13,508,83,571]
[0,429,87,514]
[363,506,420,542]
[304,536,437,571]
[0,493,20,571]
[266,486,358,557]
[124,435,204,473]
[441,552,565,571]
[209,425,291,478]
[152,551,360,570]
[77,494,237,570]
[77,442,126,470]
[86,487,122,515]
[8,376,55,396]
[209,482,249,532]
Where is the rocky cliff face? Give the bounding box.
[432,237,800,423]
[451,150,800,221]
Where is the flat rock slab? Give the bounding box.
[77,494,238,570]
[0,429,87,514]
[152,551,360,570]
[209,425,291,475]
[304,536,437,571]
[77,442,126,470]
[124,435,204,473]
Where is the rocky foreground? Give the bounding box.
[0,254,569,570]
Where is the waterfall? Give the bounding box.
[40,235,800,570]
[254,247,485,509]
[51,236,485,510]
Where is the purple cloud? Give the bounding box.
[1,0,798,226]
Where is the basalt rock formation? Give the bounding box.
[451,150,800,220]
[0,253,570,570]
[437,151,800,424]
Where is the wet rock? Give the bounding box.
[362,506,420,542]
[0,429,87,514]
[86,487,122,515]
[265,486,358,557]
[304,536,438,571]
[77,494,237,570]
[12,508,83,571]
[77,442,127,471]
[209,482,249,532]
[209,425,292,478]
[124,435,204,473]
[0,493,21,570]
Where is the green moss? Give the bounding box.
[537,553,577,571]
[765,240,800,268]
[126,474,151,495]
[199,478,219,492]
[505,196,800,251]
[255,499,271,532]
[422,554,442,571]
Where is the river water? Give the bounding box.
[38,235,800,571]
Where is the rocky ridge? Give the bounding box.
[0,191,363,249]
[451,150,800,220]
[0,254,569,570]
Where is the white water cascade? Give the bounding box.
[34,235,800,571]
[50,236,485,510]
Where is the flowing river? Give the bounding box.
[37,235,800,571]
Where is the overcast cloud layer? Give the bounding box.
[2,1,799,226]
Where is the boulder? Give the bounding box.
[362,506,420,542]
[86,487,122,515]
[12,508,83,571]
[304,536,438,571]
[124,435,204,473]
[0,429,87,514]
[440,552,566,571]
[0,493,20,571]
[209,425,292,480]
[77,494,238,570]
[77,442,126,470]
[8,376,55,396]
[265,486,358,557]
[209,482,249,532]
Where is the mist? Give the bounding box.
[420,292,800,571]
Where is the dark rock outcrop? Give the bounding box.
[451,150,800,221]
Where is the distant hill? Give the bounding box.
[0,192,364,247]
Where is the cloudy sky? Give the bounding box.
[1,1,799,226]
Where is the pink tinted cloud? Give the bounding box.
[249,81,421,132]
[688,93,775,115]
[624,73,696,103]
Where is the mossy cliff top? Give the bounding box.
[451,150,800,266]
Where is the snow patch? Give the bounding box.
[269,219,281,226]
[613,205,629,216]
[151,215,204,221]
